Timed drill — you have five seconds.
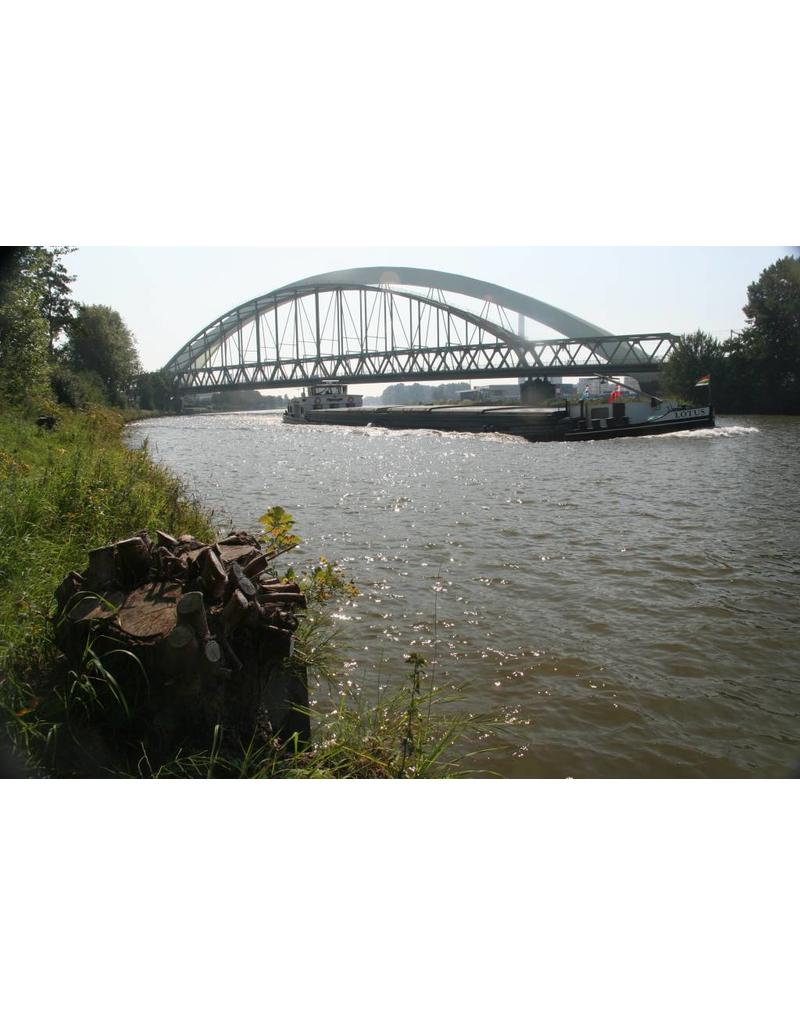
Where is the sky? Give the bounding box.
[64,246,795,394]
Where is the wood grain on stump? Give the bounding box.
[116,582,182,639]
[52,528,311,766]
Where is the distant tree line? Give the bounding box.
[5,249,797,417]
[375,381,469,405]
[664,255,800,414]
[184,387,290,411]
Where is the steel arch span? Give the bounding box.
[165,267,677,393]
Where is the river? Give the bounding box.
[126,411,800,778]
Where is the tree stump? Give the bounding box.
[52,528,310,769]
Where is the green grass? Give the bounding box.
[135,669,481,779]
[0,407,480,778]
[0,407,211,677]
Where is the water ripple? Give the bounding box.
[128,410,800,778]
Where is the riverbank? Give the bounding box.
[0,407,472,778]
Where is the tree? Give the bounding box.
[65,304,141,405]
[0,249,50,406]
[18,246,77,354]
[738,255,800,411]
[662,257,800,414]
[49,364,108,409]
[135,369,174,411]
[662,330,722,400]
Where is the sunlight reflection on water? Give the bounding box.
[127,411,800,778]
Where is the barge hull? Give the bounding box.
[294,405,715,442]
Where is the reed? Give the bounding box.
[147,657,479,779]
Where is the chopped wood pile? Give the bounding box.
[53,529,310,764]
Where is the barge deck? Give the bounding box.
[296,402,715,442]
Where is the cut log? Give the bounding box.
[117,536,151,585]
[260,660,308,742]
[203,639,222,665]
[155,547,186,581]
[227,561,257,600]
[85,545,118,588]
[86,590,126,620]
[199,547,227,600]
[51,523,309,769]
[261,624,295,658]
[217,543,260,566]
[242,552,269,579]
[258,579,302,594]
[177,535,204,550]
[177,591,209,638]
[222,589,249,635]
[54,571,85,608]
[167,623,195,651]
[218,531,260,548]
[67,595,102,622]
[258,591,307,607]
[220,637,243,672]
[158,624,199,677]
[116,581,182,639]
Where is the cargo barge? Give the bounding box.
[284,381,714,442]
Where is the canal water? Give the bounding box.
[126,412,800,778]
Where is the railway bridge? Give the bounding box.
[164,267,676,394]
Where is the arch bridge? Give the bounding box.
[165,267,677,394]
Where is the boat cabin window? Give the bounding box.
[310,381,346,396]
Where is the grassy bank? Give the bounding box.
[0,408,211,672]
[0,408,474,778]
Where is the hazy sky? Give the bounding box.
[64,246,794,392]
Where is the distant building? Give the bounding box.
[458,384,520,403]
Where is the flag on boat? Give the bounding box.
[695,374,711,387]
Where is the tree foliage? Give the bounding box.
[18,246,76,352]
[49,365,108,409]
[739,255,800,409]
[664,255,800,414]
[662,330,722,400]
[208,388,287,411]
[0,249,51,406]
[66,304,142,405]
[135,369,174,411]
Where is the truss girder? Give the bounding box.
[167,274,675,394]
[173,331,677,394]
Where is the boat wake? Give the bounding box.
[644,425,760,440]
[358,425,528,445]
